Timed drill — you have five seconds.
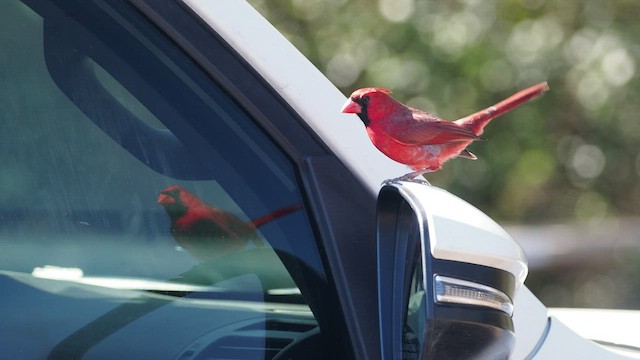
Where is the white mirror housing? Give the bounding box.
[377,181,528,359]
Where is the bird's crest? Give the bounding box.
[351,87,392,98]
[158,185,205,209]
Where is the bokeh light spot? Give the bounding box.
[326,53,362,87]
[378,0,414,23]
[574,191,609,222]
[601,48,635,87]
[575,73,609,111]
[571,144,606,179]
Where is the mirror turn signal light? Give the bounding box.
[434,275,514,316]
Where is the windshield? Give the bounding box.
[0,0,334,358]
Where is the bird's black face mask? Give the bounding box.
[353,96,371,126]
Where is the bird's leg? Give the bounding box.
[384,168,434,185]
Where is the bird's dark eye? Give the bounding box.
[353,95,370,106]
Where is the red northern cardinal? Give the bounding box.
[158,185,302,260]
[341,82,550,181]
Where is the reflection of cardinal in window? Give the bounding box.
[158,185,302,260]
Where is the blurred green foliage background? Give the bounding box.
[247,0,640,308]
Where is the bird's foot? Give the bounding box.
[383,170,432,186]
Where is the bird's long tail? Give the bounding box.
[454,81,550,135]
[250,204,303,228]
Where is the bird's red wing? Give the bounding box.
[176,207,250,237]
[392,119,484,145]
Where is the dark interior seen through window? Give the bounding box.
[0,1,336,358]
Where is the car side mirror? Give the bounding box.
[376,181,528,360]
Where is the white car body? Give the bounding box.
[183,1,640,358]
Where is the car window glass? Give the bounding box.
[404,249,427,359]
[0,1,332,358]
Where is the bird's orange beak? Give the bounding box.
[157,193,175,205]
[341,98,361,114]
